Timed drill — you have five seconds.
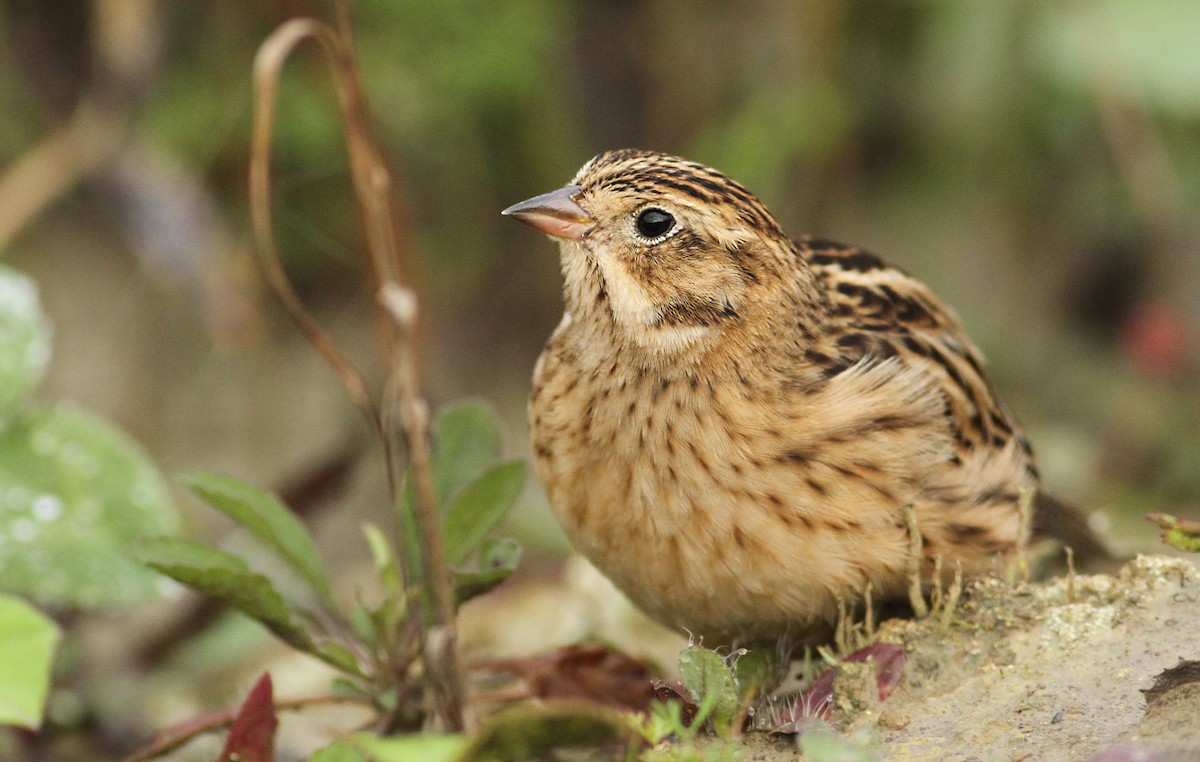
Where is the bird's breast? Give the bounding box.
[528,335,916,640]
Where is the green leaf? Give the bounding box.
[362,522,401,597]
[0,403,178,607]
[313,640,365,677]
[183,471,332,600]
[358,523,410,646]
[130,537,312,652]
[432,401,502,509]
[310,740,366,762]
[799,731,879,762]
[463,701,630,762]
[678,646,740,737]
[0,265,51,419]
[349,732,466,762]
[731,641,787,694]
[1147,513,1200,553]
[453,537,522,604]
[0,594,59,728]
[441,461,525,565]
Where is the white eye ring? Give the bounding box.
[633,206,680,243]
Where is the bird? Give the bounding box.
[503,148,1104,646]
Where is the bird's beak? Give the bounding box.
[502,185,593,241]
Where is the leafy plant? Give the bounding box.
[1146,512,1200,552]
[0,263,176,732]
[131,400,525,738]
[0,265,178,609]
[631,644,749,761]
[0,594,59,729]
[126,1,527,754]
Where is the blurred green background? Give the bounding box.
[1,0,1198,757]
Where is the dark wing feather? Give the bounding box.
[797,236,1033,468]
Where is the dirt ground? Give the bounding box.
[793,554,1200,760]
[465,554,1200,761]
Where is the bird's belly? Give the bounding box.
[535,438,912,643]
[528,344,1026,643]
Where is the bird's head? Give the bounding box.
[504,149,808,357]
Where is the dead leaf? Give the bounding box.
[475,643,658,713]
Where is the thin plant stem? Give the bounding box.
[248,4,465,731]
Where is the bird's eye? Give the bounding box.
[635,208,676,240]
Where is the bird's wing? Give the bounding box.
[797,236,1031,465]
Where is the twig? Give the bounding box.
[1065,546,1077,605]
[249,18,380,431]
[1013,488,1034,585]
[248,4,464,731]
[122,693,371,762]
[381,284,464,731]
[938,561,963,631]
[930,554,944,612]
[904,505,928,617]
[862,580,875,642]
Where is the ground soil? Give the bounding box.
[786,554,1200,760]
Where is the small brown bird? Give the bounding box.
[505,149,1095,645]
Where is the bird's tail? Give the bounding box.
[1032,492,1123,573]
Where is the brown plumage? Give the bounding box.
[504,149,1090,645]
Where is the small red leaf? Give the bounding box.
[216,672,277,762]
[776,643,906,732]
[847,642,905,700]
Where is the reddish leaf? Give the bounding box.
[475,643,658,713]
[215,672,277,762]
[776,643,906,731]
[786,668,837,725]
[652,680,699,726]
[852,642,905,700]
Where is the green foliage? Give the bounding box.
[677,646,742,739]
[798,731,879,762]
[182,471,334,601]
[462,701,631,762]
[634,698,743,762]
[632,699,697,746]
[0,265,179,608]
[1146,513,1200,553]
[0,265,49,418]
[134,401,523,721]
[312,732,467,762]
[0,593,59,729]
[432,402,503,506]
[631,644,749,760]
[129,537,322,661]
[729,642,787,697]
[402,402,526,614]
[453,536,522,605]
[0,404,179,606]
[442,461,525,566]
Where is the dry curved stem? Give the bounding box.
[249,18,380,432]
[122,692,371,762]
[248,5,463,732]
